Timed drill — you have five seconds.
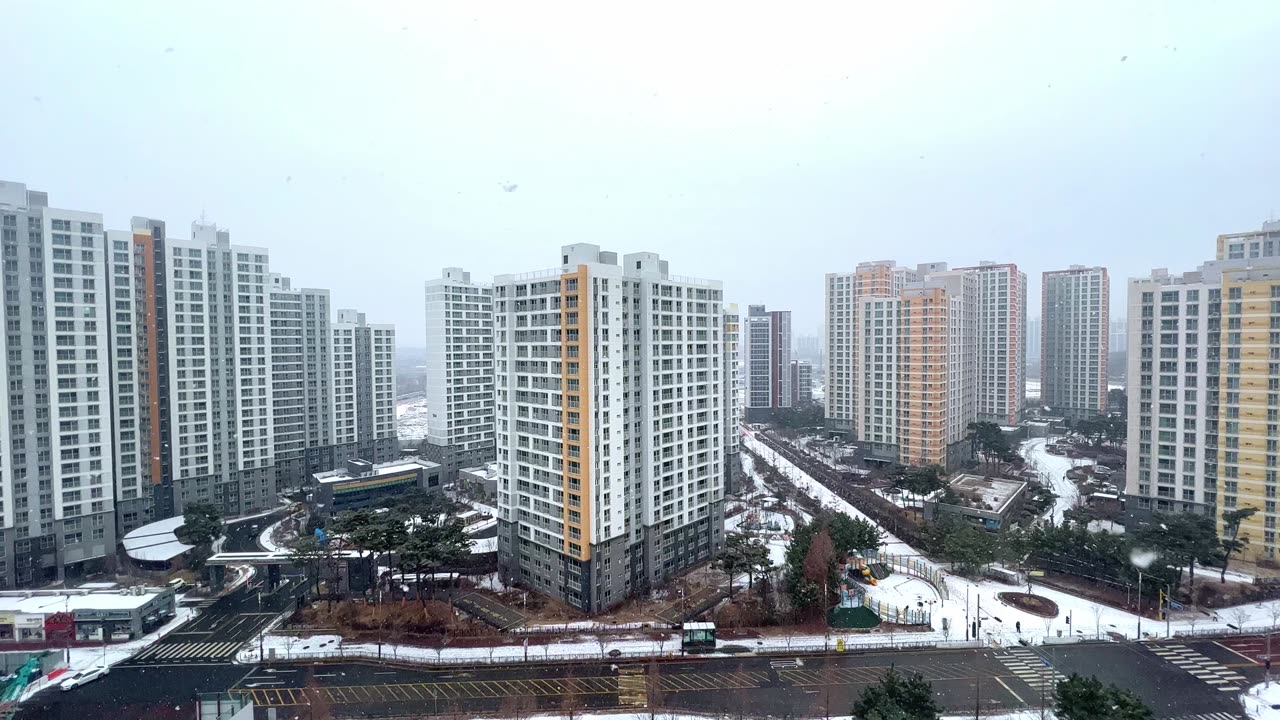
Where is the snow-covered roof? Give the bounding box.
[0,588,171,614]
[122,515,194,562]
[682,622,715,631]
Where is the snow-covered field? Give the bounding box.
[1243,681,1280,719]
[397,397,429,439]
[1019,437,1095,524]
[744,429,1280,644]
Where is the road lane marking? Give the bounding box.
[994,676,1025,704]
[1214,640,1261,664]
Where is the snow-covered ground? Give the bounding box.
[19,606,196,701]
[258,516,291,552]
[1019,437,1095,524]
[397,397,429,440]
[242,626,956,666]
[1243,681,1280,719]
[744,429,1280,644]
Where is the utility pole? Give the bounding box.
[1136,571,1144,640]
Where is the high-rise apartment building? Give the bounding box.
[331,309,397,467]
[1026,317,1042,369]
[110,220,392,532]
[955,262,1027,426]
[1216,220,1280,261]
[493,244,727,612]
[1125,257,1280,564]
[2,179,399,587]
[722,304,742,494]
[0,181,117,587]
[744,305,791,421]
[790,360,813,406]
[268,275,338,494]
[424,268,495,479]
[1109,319,1127,356]
[1041,266,1109,420]
[824,262,918,437]
[856,267,977,468]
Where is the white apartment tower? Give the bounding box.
[331,309,397,467]
[955,262,1027,426]
[1126,256,1280,564]
[824,261,918,437]
[1125,265,1221,519]
[110,216,395,532]
[1042,266,1109,420]
[494,245,727,612]
[424,268,495,479]
[723,304,742,494]
[0,181,116,587]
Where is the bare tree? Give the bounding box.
[1093,605,1104,640]
[1230,606,1252,634]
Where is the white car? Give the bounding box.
[59,666,108,691]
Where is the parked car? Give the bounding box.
[59,666,109,691]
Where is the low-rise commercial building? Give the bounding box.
[0,587,175,644]
[923,473,1028,532]
[311,458,443,516]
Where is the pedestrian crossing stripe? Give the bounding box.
[1167,713,1246,720]
[995,648,1064,691]
[1149,644,1245,691]
[132,641,243,661]
[617,666,647,707]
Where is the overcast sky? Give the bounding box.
[4,1,1278,343]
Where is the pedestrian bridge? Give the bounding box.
[204,550,361,566]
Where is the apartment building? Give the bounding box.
[1216,220,1280,261]
[424,268,495,480]
[1125,258,1280,564]
[0,181,116,587]
[857,267,978,468]
[955,262,1027,426]
[790,360,813,406]
[723,304,742,494]
[1109,319,1127,356]
[331,309,398,468]
[743,305,791,421]
[493,245,727,612]
[1026,317,1042,369]
[109,220,395,532]
[824,262,917,437]
[1041,266,1109,420]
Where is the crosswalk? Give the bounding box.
[1167,713,1246,720]
[995,647,1064,693]
[131,640,244,663]
[617,666,647,707]
[1148,644,1247,692]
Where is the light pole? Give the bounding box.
[1136,570,1144,640]
[1130,548,1158,641]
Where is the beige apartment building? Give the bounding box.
[826,260,1021,469]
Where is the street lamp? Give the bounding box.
[1129,548,1158,640]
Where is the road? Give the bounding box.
[118,512,307,666]
[17,636,1263,719]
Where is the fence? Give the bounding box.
[865,549,950,602]
[240,628,973,667]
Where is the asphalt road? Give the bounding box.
[18,638,1257,720]
[120,512,306,666]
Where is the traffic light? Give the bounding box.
[1157,590,1166,621]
